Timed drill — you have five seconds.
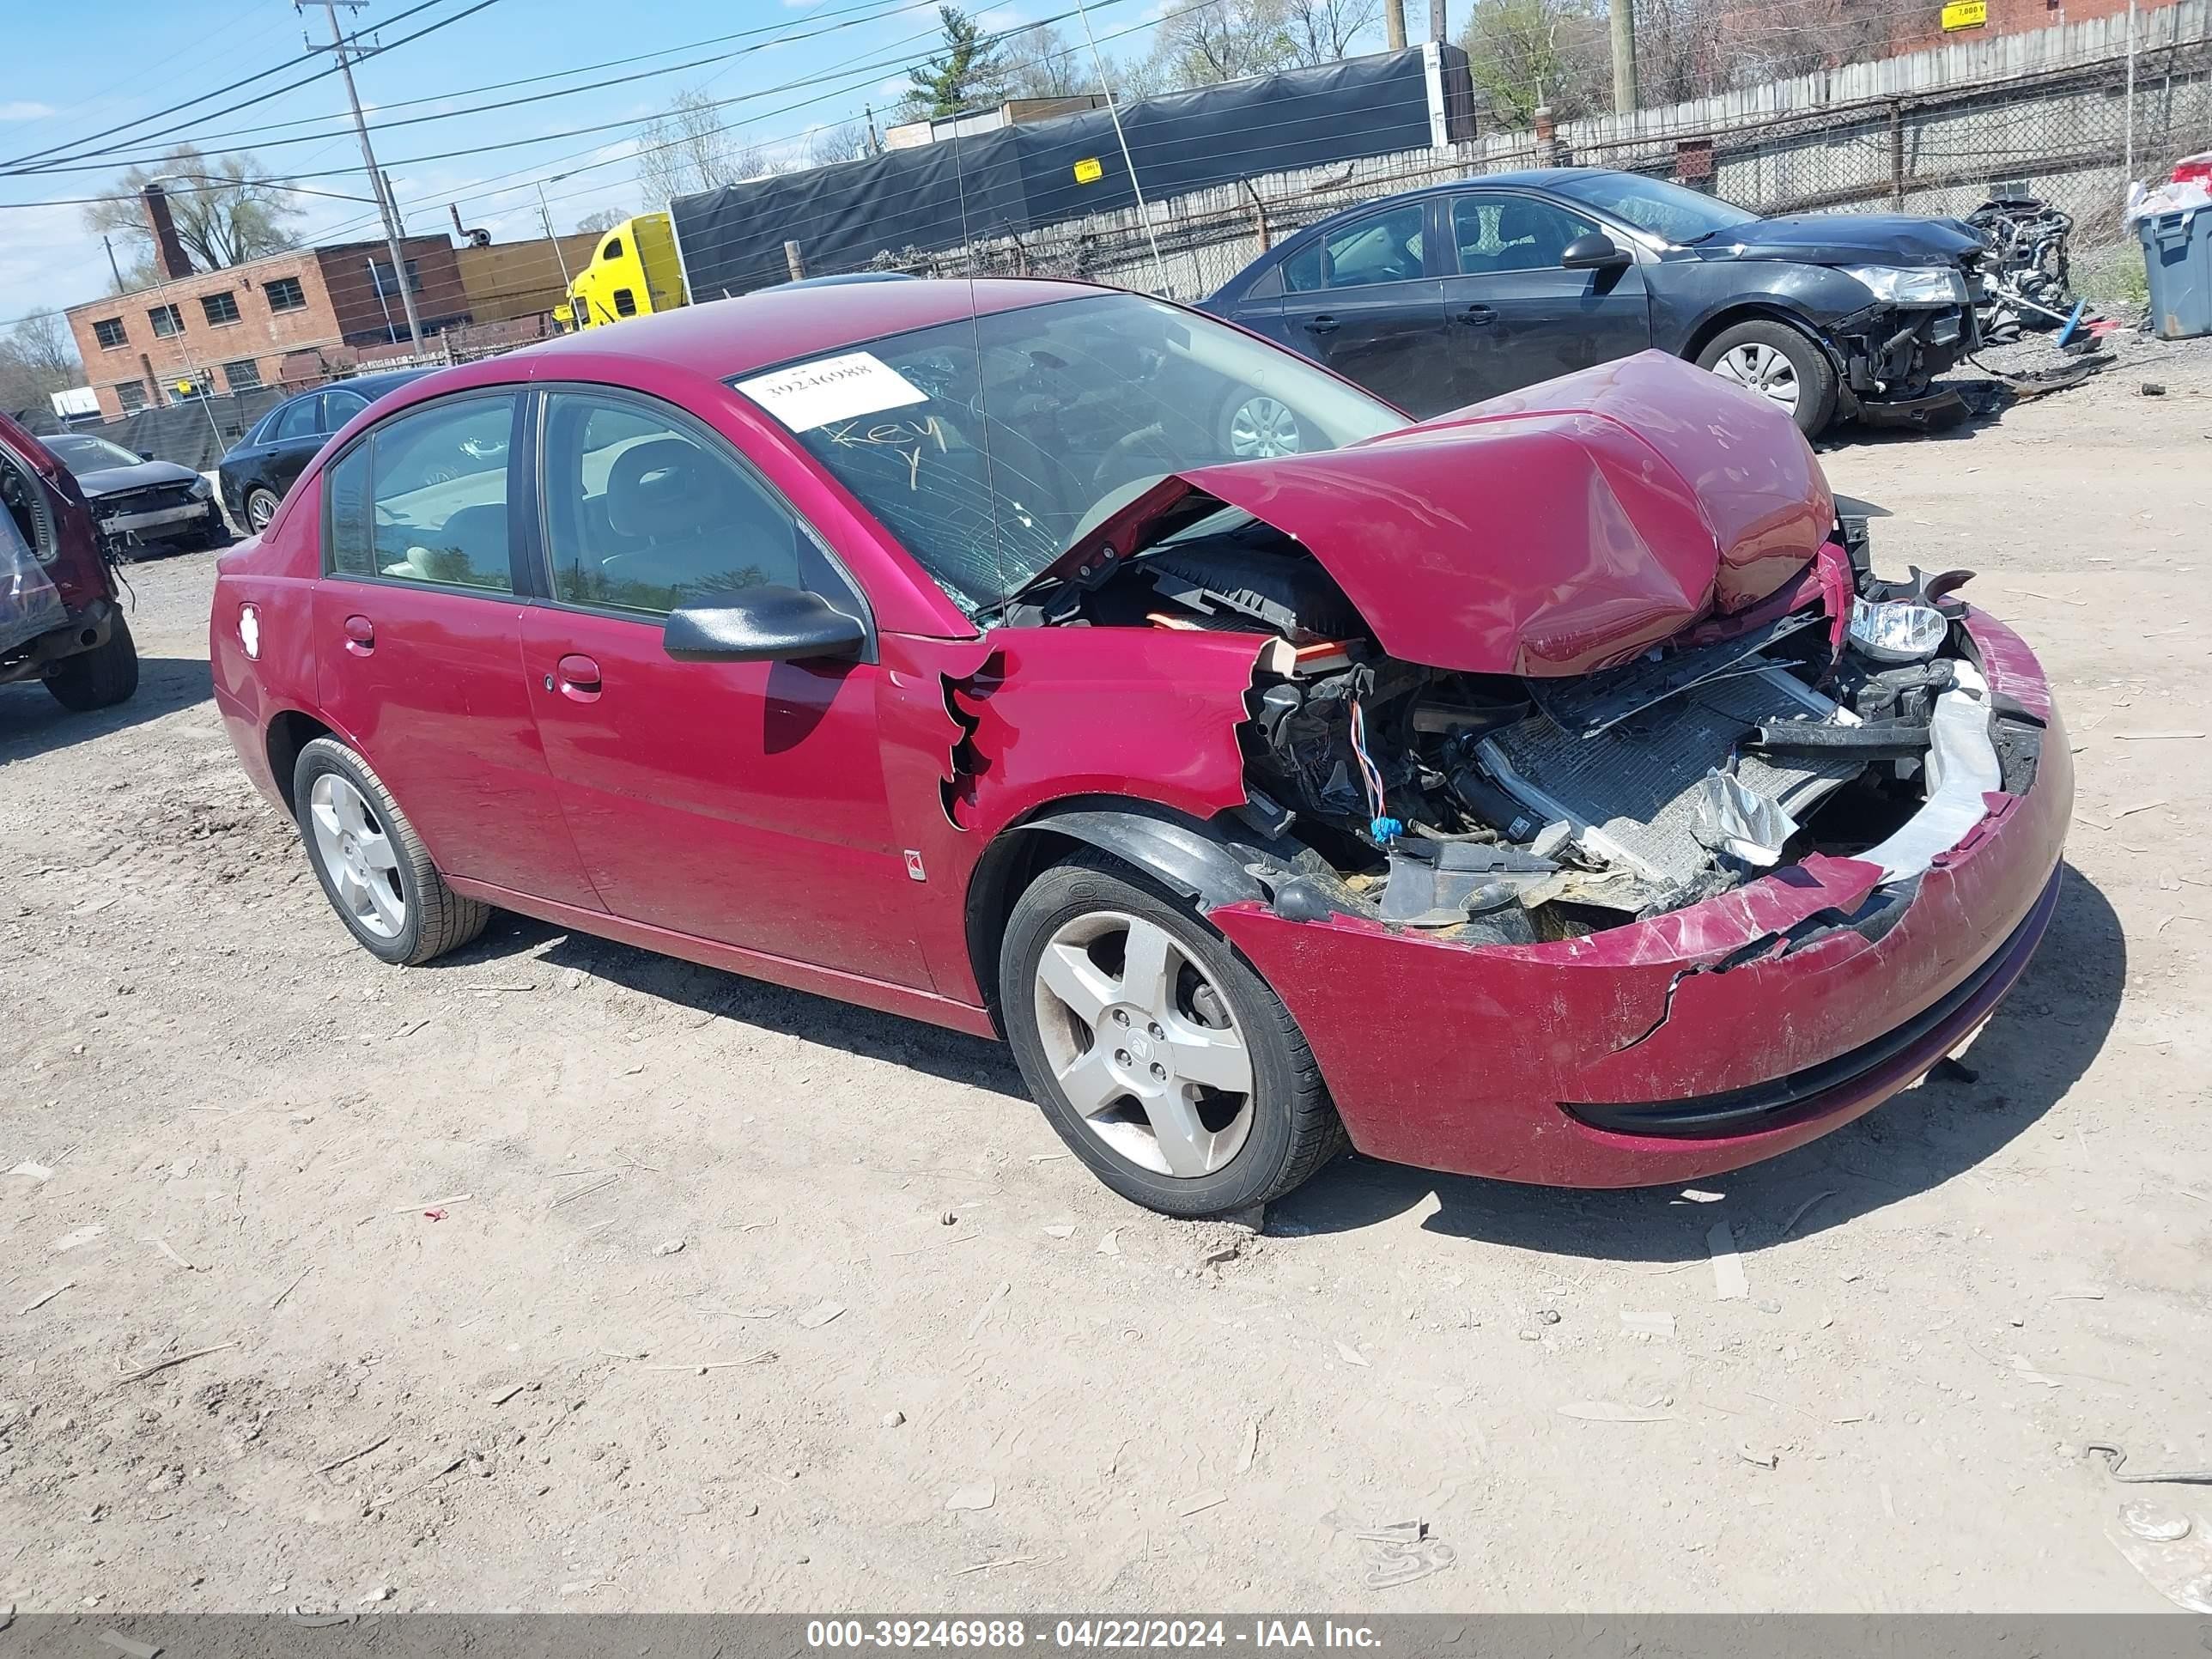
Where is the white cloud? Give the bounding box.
[0,101,57,121]
[978,7,1024,28]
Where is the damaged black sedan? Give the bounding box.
[1201,167,1984,436]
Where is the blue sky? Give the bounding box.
[0,0,1195,332]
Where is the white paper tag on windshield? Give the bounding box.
[736,351,928,432]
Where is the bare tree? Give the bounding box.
[1002,22,1087,98]
[82,143,304,275]
[1714,0,1898,86]
[574,207,628,234]
[1149,0,1298,86]
[1281,0,1385,65]
[0,313,81,420]
[805,121,872,167]
[636,88,765,205]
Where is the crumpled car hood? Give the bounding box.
[74,459,203,498]
[1702,211,1984,268]
[1060,349,1834,676]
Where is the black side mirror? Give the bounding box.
[1561,233,1631,270]
[137,449,155,461]
[662,586,866,665]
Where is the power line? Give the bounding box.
[58,0,951,162]
[0,0,455,173]
[3,0,507,179]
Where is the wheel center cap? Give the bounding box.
[1127,1032,1153,1064]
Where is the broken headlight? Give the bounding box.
[1840,264,1970,307]
[1849,597,1948,664]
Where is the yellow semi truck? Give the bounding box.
[557,212,689,331]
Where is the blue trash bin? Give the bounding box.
[2139,208,2212,340]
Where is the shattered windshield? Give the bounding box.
[731,292,1401,613]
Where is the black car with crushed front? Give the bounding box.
[1200,168,1985,437]
[39,432,229,555]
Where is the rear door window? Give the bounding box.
[325,393,519,592]
[273,396,322,442]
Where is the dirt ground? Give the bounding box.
[3,332,2209,1618]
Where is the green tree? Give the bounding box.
[904,6,1007,119]
[82,143,304,275]
[1460,0,1607,128]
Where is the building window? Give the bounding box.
[202,291,241,326]
[93,318,128,349]
[368,258,423,299]
[222,358,264,392]
[264,276,307,313]
[115,382,149,414]
[148,303,185,337]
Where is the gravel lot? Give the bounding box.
[3,331,2209,1616]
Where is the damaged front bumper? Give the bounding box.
[1831,300,1978,416]
[1209,608,2069,1187]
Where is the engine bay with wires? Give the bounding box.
[1037,508,2039,947]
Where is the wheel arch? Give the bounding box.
[1681,302,1843,374]
[264,707,337,815]
[963,796,1271,1034]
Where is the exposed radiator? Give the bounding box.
[1476,668,1860,884]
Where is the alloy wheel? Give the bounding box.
[1031,911,1255,1178]
[246,489,279,532]
[308,774,407,939]
[1708,343,1801,412]
[1226,395,1304,459]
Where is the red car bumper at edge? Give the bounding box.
[1212,610,2073,1188]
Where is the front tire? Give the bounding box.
[1000,853,1343,1217]
[1695,319,1838,436]
[44,613,139,712]
[292,737,489,966]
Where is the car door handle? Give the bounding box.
[1304,314,1340,336]
[1455,304,1497,326]
[343,614,374,655]
[549,653,603,703]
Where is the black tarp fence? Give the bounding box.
[672,45,1474,300]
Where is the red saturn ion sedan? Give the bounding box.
[210,279,2069,1218]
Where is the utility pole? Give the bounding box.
[1384,0,1407,52]
[101,234,125,290]
[303,0,423,350]
[534,179,573,286]
[1609,0,1638,116]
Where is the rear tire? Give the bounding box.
[1000,851,1344,1217]
[292,736,489,966]
[1695,319,1838,436]
[43,613,139,712]
[245,487,282,533]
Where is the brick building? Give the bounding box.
[1889,0,2158,54]
[64,185,471,420]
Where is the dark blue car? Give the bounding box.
[1199,168,1986,437]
